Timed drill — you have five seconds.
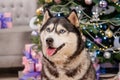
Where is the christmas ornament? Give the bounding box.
[36,7,43,15]
[45,0,53,3]
[112,0,118,3]
[54,0,61,4]
[103,52,111,59]
[29,16,38,29]
[31,31,39,36]
[114,36,120,49]
[99,0,108,8]
[85,0,92,5]
[105,28,113,38]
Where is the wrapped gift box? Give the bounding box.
[0,12,12,29]
[20,44,42,80]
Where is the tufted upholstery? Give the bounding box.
[0,0,37,68]
[0,0,37,26]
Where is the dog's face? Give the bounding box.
[40,10,82,62]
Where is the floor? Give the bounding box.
[0,73,18,80]
[0,78,18,80]
[0,67,22,80]
[0,68,118,80]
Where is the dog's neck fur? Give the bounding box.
[68,36,85,60]
[42,48,91,80]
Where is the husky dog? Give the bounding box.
[40,9,96,80]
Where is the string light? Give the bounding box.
[94,46,96,49]
[105,46,108,49]
[102,33,105,36]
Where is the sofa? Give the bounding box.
[0,0,37,68]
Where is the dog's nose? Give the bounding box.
[46,38,53,45]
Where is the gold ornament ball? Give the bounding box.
[36,7,43,15]
[45,0,53,3]
[105,29,113,38]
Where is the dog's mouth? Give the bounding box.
[46,43,65,56]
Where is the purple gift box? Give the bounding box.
[0,12,12,29]
[20,44,42,80]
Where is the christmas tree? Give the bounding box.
[32,0,120,76]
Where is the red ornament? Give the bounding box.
[85,0,92,5]
[54,0,61,4]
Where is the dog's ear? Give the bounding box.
[42,9,52,25]
[68,10,79,27]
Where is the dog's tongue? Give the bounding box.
[46,48,56,56]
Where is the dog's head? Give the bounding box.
[40,10,83,62]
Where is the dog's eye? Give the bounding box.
[46,28,51,32]
[59,29,66,34]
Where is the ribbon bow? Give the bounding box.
[23,47,38,63]
[21,47,41,80]
[0,13,12,29]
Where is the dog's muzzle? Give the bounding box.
[46,37,65,56]
[46,37,53,46]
